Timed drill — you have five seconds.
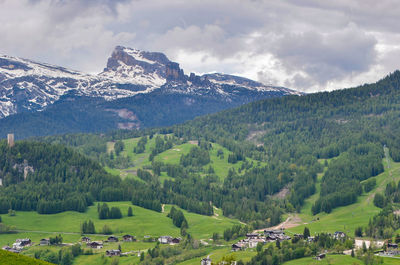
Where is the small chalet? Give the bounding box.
[264,230,290,241]
[171,237,181,244]
[388,243,398,249]
[248,238,266,248]
[81,237,91,243]
[313,253,326,260]
[246,233,259,239]
[15,238,31,246]
[231,242,245,251]
[87,241,103,249]
[307,236,315,243]
[158,236,173,244]
[39,239,50,246]
[294,234,304,240]
[13,239,31,249]
[333,231,346,240]
[123,235,135,242]
[106,249,121,257]
[201,256,212,265]
[107,236,119,242]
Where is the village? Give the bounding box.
[2,228,400,264]
[1,234,182,258]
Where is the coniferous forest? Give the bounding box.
[0,71,399,232]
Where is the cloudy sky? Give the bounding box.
[1,0,399,92]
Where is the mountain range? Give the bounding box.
[0,46,299,138]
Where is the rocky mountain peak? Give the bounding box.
[165,62,185,82]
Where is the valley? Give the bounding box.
[2,71,400,265]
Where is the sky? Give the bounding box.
[1,0,399,92]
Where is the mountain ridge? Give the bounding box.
[0,46,300,138]
[0,46,299,119]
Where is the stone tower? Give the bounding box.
[7,133,14,147]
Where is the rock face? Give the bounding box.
[166,62,185,82]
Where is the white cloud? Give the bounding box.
[0,0,399,91]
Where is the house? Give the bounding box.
[106,249,121,257]
[81,237,91,243]
[123,235,135,242]
[246,233,259,239]
[158,236,173,244]
[294,234,304,240]
[232,242,246,251]
[171,237,181,244]
[333,231,346,240]
[13,239,31,250]
[201,256,212,265]
[2,246,20,253]
[313,253,326,260]
[107,236,119,242]
[87,241,103,249]
[264,230,290,242]
[39,239,50,246]
[248,238,266,248]
[307,236,315,243]
[15,239,31,247]
[388,243,398,249]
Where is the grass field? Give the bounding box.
[287,154,400,236]
[176,247,257,265]
[283,254,400,265]
[0,202,240,247]
[283,254,363,265]
[0,249,52,265]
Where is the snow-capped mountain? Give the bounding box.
[0,46,299,119]
[0,46,301,138]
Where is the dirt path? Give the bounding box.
[162,204,165,213]
[254,214,303,232]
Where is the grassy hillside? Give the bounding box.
[287,154,400,236]
[0,249,52,265]
[107,135,265,181]
[0,202,240,246]
[282,254,400,265]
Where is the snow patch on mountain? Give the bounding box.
[99,46,167,89]
[0,46,301,119]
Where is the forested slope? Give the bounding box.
[170,70,400,215]
[30,71,400,229]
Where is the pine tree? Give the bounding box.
[303,227,310,239]
[128,206,133,217]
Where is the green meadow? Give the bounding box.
[288,155,400,236]
[0,202,240,247]
[176,247,257,265]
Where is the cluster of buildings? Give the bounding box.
[84,234,136,252]
[158,236,182,245]
[231,230,292,251]
[2,238,32,253]
[377,243,400,257]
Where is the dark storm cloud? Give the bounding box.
[0,0,399,91]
